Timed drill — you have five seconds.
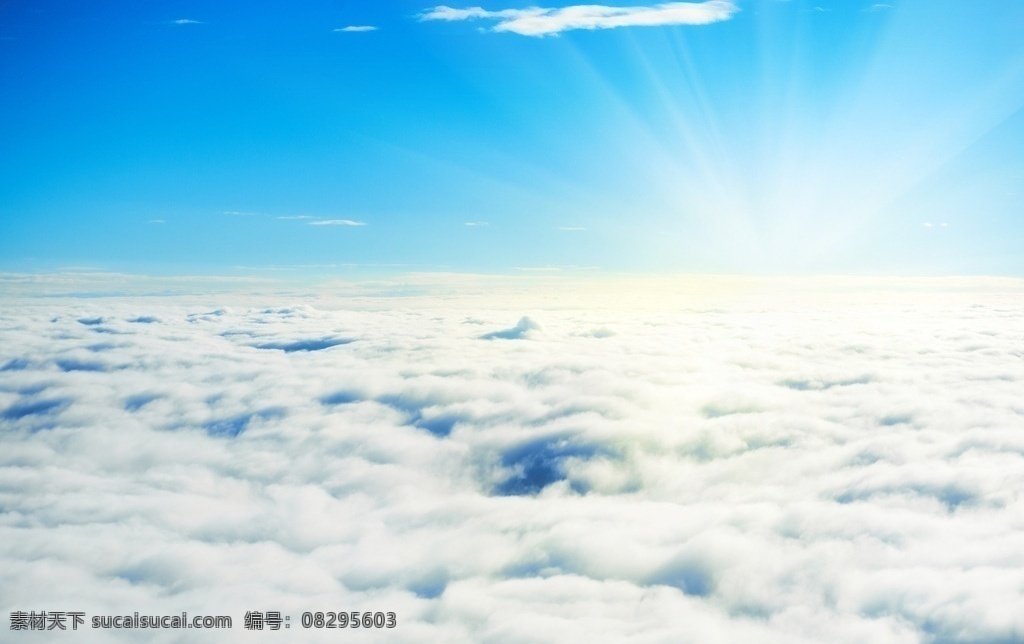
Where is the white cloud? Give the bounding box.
[171,19,203,25]
[334,25,378,32]
[420,1,739,36]
[275,215,315,220]
[307,219,366,226]
[2,276,1024,642]
[464,221,489,227]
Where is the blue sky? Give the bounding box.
[1,0,1022,276]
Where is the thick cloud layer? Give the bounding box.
[2,277,1023,642]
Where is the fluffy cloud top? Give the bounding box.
[420,1,739,36]
[2,276,1023,642]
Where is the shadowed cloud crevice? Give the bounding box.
[203,408,286,438]
[124,393,162,412]
[647,555,716,597]
[779,375,874,391]
[494,435,607,496]
[55,358,110,373]
[2,397,70,420]
[253,337,354,353]
[1,358,31,371]
[377,394,460,437]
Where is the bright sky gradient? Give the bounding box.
[1,0,1022,275]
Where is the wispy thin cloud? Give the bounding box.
[276,215,315,220]
[334,25,378,32]
[419,1,738,36]
[148,219,165,225]
[308,219,367,226]
[171,19,203,25]
[867,3,892,10]
[464,221,489,227]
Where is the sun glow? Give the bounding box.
[513,0,1024,273]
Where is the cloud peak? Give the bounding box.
[420,1,739,36]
